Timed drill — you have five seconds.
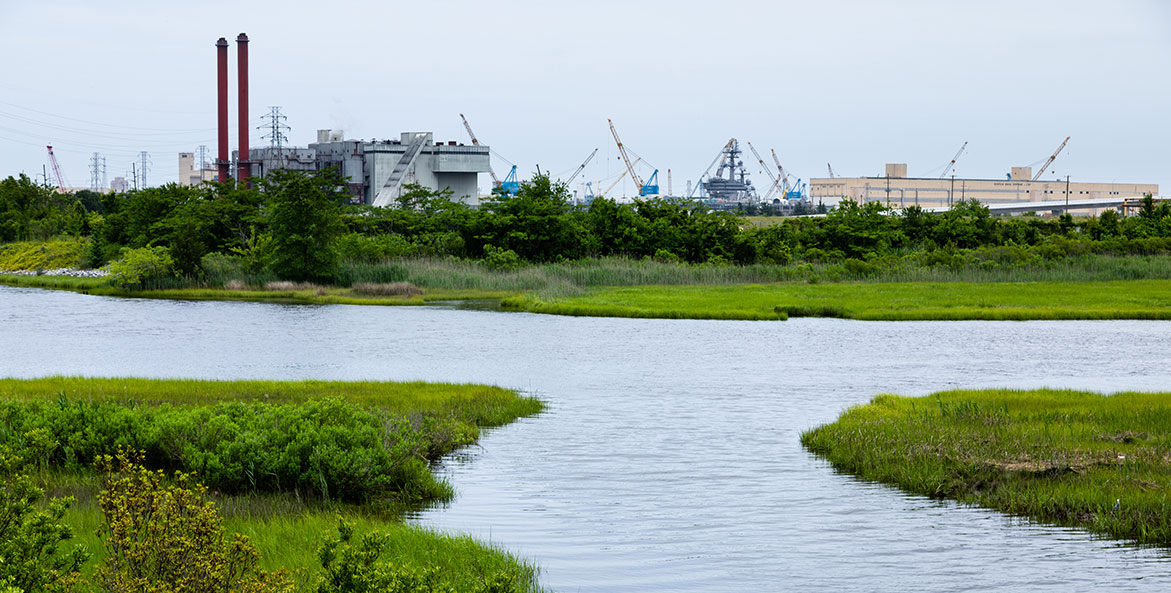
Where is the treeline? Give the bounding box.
[3,169,1171,284]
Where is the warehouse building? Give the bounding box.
[810,164,1157,211]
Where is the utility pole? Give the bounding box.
[1065,175,1070,210]
[138,152,151,188]
[131,163,138,191]
[949,174,955,207]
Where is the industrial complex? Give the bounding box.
[166,33,1161,216]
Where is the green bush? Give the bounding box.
[94,450,291,593]
[0,445,88,593]
[316,519,525,593]
[104,246,177,289]
[0,398,451,504]
[482,245,522,271]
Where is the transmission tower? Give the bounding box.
[101,156,107,189]
[138,151,151,188]
[90,152,103,190]
[259,106,290,152]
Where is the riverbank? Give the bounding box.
[504,279,1171,321]
[7,254,1171,321]
[802,389,1171,546]
[0,377,544,592]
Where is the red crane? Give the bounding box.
[46,145,68,193]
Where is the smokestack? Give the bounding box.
[236,33,250,185]
[216,37,229,183]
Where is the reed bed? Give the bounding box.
[802,389,1171,546]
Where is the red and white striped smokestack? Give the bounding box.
[216,37,230,183]
[236,33,250,185]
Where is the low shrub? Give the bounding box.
[104,246,177,289]
[94,450,291,593]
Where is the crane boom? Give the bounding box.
[939,141,968,179]
[608,119,645,190]
[772,149,791,195]
[690,139,734,198]
[1032,136,1070,181]
[827,162,836,178]
[747,141,782,199]
[45,145,68,194]
[565,148,598,185]
[459,113,500,186]
[600,157,641,198]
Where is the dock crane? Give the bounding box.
[565,148,598,186]
[599,157,641,198]
[45,145,68,194]
[689,138,734,198]
[1032,136,1070,181]
[746,141,782,200]
[773,149,796,198]
[459,113,501,189]
[607,119,658,196]
[939,141,968,178]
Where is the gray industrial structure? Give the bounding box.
[235,129,491,205]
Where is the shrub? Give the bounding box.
[104,246,177,289]
[482,245,522,272]
[0,445,88,593]
[316,519,524,593]
[94,450,291,593]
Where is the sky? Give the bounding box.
[1,0,1168,197]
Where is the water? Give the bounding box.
[2,284,1170,592]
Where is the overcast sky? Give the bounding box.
[2,0,1168,197]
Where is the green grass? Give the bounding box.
[9,254,1171,321]
[801,389,1171,546]
[2,377,544,592]
[507,279,1171,321]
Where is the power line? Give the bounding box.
[259,106,290,151]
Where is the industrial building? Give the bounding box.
[209,34,488,206]
[810,164,1158,212]
[233,130,491,206]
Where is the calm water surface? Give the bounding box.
[2,285,1170,592]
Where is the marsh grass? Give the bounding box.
[520,279,1171,321]
[4,377,543,591]
[802,389,1171,546]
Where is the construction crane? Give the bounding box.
[459,113,500,188]
[689,138,735,198]
[746,141,782,199]
[45,145,68,194]
[939,141,968,179]
[608,119,658,196]
[565,148,598,186]
[1032,136,1070,181]
[827,163,836,178]
[599,157,641,198]
[773,149,794,197]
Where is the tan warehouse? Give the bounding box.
[810,164,1157,210]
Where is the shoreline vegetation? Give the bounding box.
[4,170,1171,321]
[0,377,544,592]
[7,253,1171,321]
[801,389,1171,547]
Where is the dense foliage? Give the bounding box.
[3,169,1170,284]
[0,398,456,503]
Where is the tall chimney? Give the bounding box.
[236,33,250,184]
[216,37,229,183]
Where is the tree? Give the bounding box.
[475,174,586,261]
[261,169,347,282]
